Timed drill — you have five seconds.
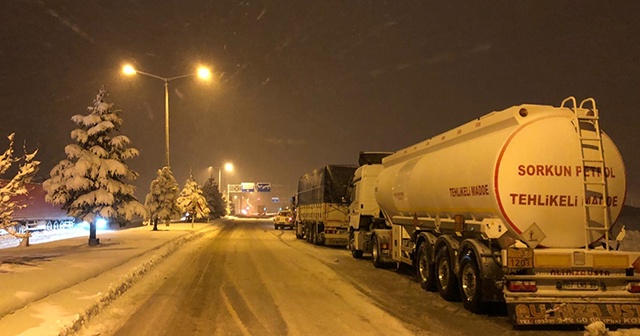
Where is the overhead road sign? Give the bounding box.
[228,184,242,193]
[257,182,271,192]
[241,182,255,192]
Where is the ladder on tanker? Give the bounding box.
[562,97,612,250]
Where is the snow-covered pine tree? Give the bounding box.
[226,196,235,216]
[201,176,227,219]
[176,174,210,227]
[145,166,181,230]
[43,87,146,246]
[0,133,40,244]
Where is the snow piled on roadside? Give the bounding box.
[585,321,640,336]
[0,228,90,249]
[56,229,207,336]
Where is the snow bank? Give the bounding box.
[584,321,640,336]
[57,229,208,336]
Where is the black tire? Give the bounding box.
[349,231,364,259]
[416,243,436,291]
[435,247,460,301]
[372,235,383,268]
[305,223,312,243]
[310,225,317,245]
[459,254,484,313]
[315,224,324,245]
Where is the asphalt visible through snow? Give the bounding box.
[77,218,583,336]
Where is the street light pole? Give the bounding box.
[122,65,211,167]
[164,79,170,167]
[208,162,234,193]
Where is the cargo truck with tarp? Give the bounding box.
[295,165,357,246]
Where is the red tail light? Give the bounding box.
[507,280,537,292]
[628,282,640,293]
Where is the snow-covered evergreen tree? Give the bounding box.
[43,87,146,246]
[0,133,39,243]
[176,174,210,226]
[201,177,226,218]
[145,166,181,230]
[227,195,235,216]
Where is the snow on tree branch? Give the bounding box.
[177,175,210,221]
[145,166,181,230]
[43,86,145,245]
[0,133,40,239]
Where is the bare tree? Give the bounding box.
[0,133,39,245]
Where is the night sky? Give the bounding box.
[1,1,640,209]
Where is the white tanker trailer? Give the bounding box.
[348,97,640,326]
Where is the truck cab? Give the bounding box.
[348,152,392,260]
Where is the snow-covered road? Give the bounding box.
[77,218,592,336]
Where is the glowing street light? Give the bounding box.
[208,162,234,192]
[121,64,212,167]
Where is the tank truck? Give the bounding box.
[348,97,640,326]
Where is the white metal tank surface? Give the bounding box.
[375,102,626,248]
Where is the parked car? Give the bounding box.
[273,210,294,230]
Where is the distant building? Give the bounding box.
[2,181,74,231]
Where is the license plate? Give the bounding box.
[510,302,640,325]
[507,248,534,268]
[560,281,600,291]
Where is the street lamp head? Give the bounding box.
[122,64,137,76]
[197,66,212,81]
[224,162,234,172]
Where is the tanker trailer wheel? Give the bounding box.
[416,243,436,291]
[371,234,385,268]
[435,248,460,301]
[459,254,484,313]
[349,231,363,259]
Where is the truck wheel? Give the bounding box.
[352,248,363,259]
[349,231,364,259]
[372,235,384,268]
[459,254,484,313]
[416,243,436,291]
[435,248,460,301]
[306,224,313,243]
[313,227,318,244]
[315,224,325,245]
